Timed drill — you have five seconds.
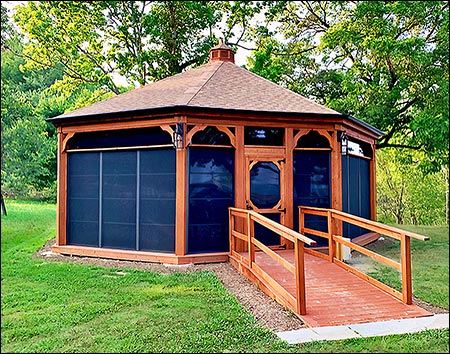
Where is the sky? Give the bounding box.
[3,0,252,85]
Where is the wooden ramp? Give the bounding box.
[230,250,432,328]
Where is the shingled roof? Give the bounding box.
[49,46,341,122]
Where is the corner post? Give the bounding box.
[56,129,67,246]
[400,233,412,304]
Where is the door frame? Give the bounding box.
[243,146,287,245]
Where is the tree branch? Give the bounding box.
[377,142,422,150]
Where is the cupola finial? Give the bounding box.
[209,38,235,63]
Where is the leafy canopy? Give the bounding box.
[247,1,449,171]
[13,1,226,92]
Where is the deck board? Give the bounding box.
[234,250,432,327]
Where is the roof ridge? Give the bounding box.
[186,61,225,106]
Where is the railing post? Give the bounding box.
[247,213,255,268]
[328,210,336,262]
[400,233,412,304]
[299,207,304,235]
[295,238,306,315]
[229,210,234,255]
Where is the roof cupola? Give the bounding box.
[209,38,235,63]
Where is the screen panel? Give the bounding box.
[253,213,281,246]
[67,152,100,247]
[342,155,371,238]
[250,162,280,209]
[68,127,172,150]
[188,147,234,254]
[244,127,284,146]
[139,149,176,252]
[101,151,137,250]
[293,150,331,246]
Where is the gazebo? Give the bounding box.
[48,39,383,265]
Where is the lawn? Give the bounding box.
[1,200,448,353]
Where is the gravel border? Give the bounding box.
[34,239,447,332]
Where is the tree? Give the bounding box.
[247,1,449,172]
[1,2,109,200]
[376,148,447,225]
[13,1,225,92]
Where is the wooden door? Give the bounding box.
[245,155,285,246]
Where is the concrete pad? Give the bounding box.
[276,314,449,344]
[311,325,362,341]
[350,314,449,337]
[277,325,361,344]
[277,328,323,344]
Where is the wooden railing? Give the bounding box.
[299,206,429,304]
[229,207,316,315]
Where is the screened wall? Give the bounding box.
[187,127,234,254]
[293,131,331,246]
[66,128,176,252]
[342,155,371,239]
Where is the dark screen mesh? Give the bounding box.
[101,151,137,250]
[297,131,330,148]
[188,147,234,254]
[191,126,232,145]
[244,127,284,146]
[67,153,100,247]
[342,155,371,238]
[250,162,280,209]
[139,149,176,252]
[68,127,172,149]
[67,147,176,253]
[253,213,281,246]
[293,150,330,246]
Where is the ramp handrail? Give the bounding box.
[229,207,315,315]
[299,206,429,304]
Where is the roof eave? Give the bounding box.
[46,105,344,124]
[344,114,385,138]
[47,105,383,139]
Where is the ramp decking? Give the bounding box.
[230,250,432,328]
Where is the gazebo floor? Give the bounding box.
[232,250,432,328]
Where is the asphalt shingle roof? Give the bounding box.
[52,60,340,120]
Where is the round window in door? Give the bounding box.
[250,161,280,209]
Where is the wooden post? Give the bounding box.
[229,210,234,254]
[331,128,343,236]
[295,238,306,315]
[57,130,67,246]
[299,207,304,235]
[400,233,412,304]
[370,144,377,221]
[328,210,337,262]
[248,213,255,268]
[234,126,246,252]
[175,120,187,256]
[284,128,294,249]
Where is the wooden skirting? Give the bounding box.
[352,231,380,246]
[51,245,229,265]
[229,254,296,315]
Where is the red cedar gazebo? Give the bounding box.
[48,39,383,265]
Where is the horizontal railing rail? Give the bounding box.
[299,206,429,304]
[229,207,316,315]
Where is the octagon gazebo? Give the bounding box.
[48,39,383,265]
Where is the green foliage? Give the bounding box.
[376,148,448,225]
[248,1,449,172]
[1,201,448,353]
[1,37,59,200]
[367,224,449,309]
[13,1,224,91]
[0,20,107,200]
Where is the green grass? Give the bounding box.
[1,200,448,353]
[366,224,449,309]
